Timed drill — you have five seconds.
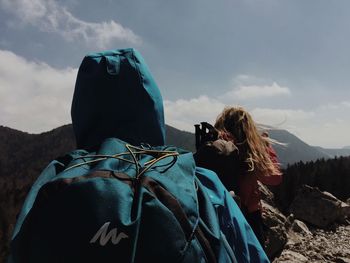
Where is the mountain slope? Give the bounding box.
[0,124,195,179]
[1,125,346,177]
[165,125,195,152]
[0,125,76,179]
[314,146,350,158]
[267,129,330,166]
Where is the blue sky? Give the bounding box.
[0,0,349,148]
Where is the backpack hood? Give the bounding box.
[71,48,165,150]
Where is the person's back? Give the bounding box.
[8,50,269,263]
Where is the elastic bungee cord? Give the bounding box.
[64,144,179,178]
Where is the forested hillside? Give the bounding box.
[273,156,350,211]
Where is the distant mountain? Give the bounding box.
[0,124,76,180]
[168,126,349,166]
[267,129,330,167]
[0,124,78,262]
[1,125,348,176]
[165,125,196,152]
[313,146,350,158]
[0,124,195,179]
[170,126,350,166]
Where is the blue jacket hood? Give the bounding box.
[71,48,165,150]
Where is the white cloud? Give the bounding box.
[341,101,350,108]
[318,101,350,111]
[225,82,291,100]
[0,0,141,48]
[164,96,226,132]
[0,50,77,133]
[250,108,315,127]
[233,74,262,85]
[164,94,350,148]
[234,74,255,82]
[0,51,348,148]
[250,106,350,148]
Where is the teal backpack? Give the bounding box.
[9,139,237,262]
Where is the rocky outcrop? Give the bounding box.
[289,185,350,227]
[258,184,350,262]
[259,182,288,258]
[274,250,309,263]
[290,219,312,236]
[262,200,288,259]
[260,183,350,262]
[274,224,350,262]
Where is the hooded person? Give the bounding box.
[8,49,269,263]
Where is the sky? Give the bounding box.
[0,0,349,148]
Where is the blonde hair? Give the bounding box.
[214,106,281,176]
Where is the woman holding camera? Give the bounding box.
[214,106,282,246]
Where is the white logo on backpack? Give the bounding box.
[90,222,128,246]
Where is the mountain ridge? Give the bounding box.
[1,124,349,172]
[315,146,350,157]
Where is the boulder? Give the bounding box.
[284,214,295,229]
[273,250,308,263]
[335,257,350,263]
[262,200,288,258]
[346,198,350,205]
[290,220,312,236]
[284,219,312,249]
[262,201,287,227]
[265,224,288,260]
[289,185,350,228]
[340,202,350,219]
[259,181,275,206]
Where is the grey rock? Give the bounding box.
[259,183,350,262]
[285,230,302,247]
[273,250,308,263]
[259,181,276,206]
[262,201,287,227]
[346,198,350,205]
[291,220,312,236]
[266,225,288,260]
[340,202,350,219]
[261,200,288,258]
[289,185,348,228]
[335,257,350,263]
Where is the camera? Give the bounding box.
[194,122,219,150]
